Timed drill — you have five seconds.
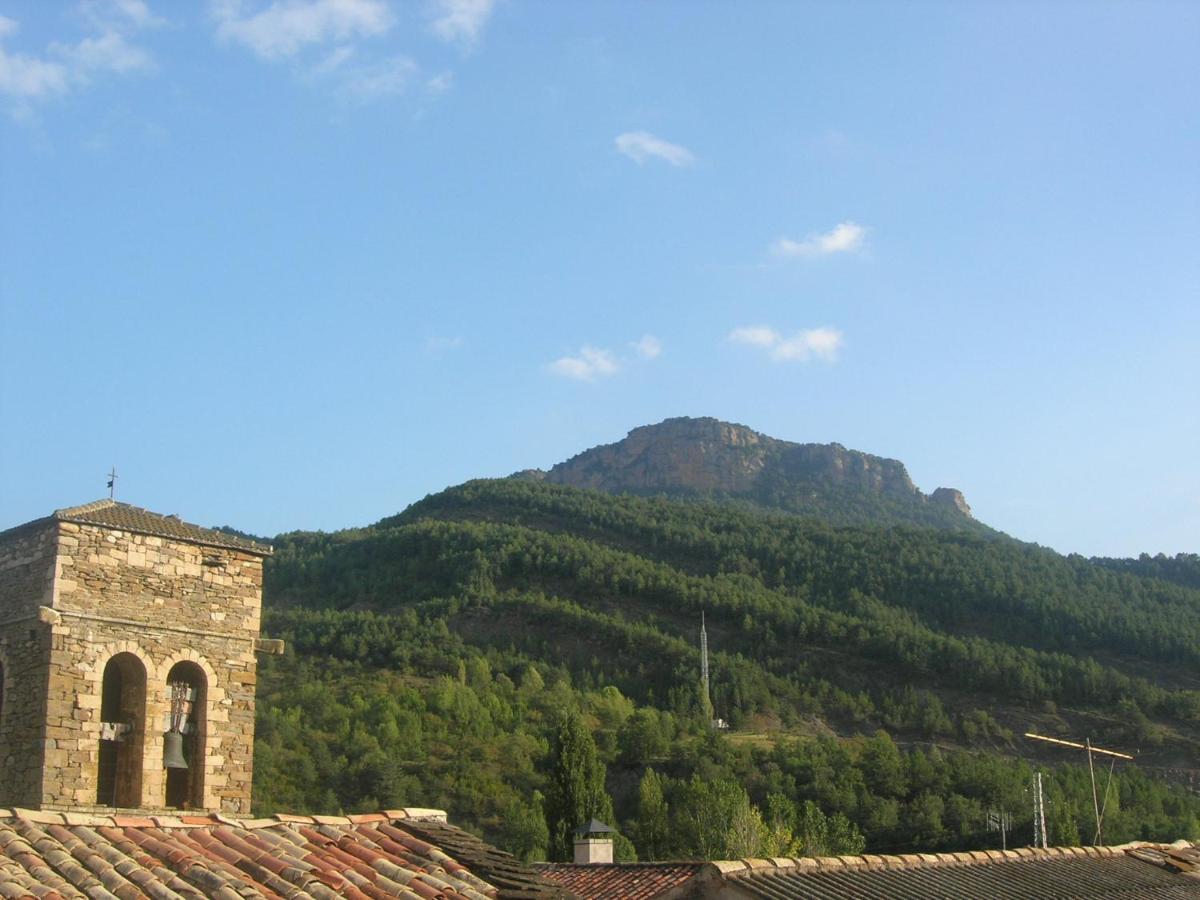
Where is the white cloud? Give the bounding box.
[728,325,779,348]
[772,328,843,362]
[312,43,355,74]
[549,346,620,382]
[211,0,393,60]
[0,18,70,100]
[631,334,662,360]
[80,0,163,31]
[55,30,153,76]
[0,5,157,109]
[338,54,417,100]
[615,131,695,167]
[426,70,453,93]
[729,325,843,363]
[430,0,494,47]
[771,221,865,258]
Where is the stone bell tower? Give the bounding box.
[0,500,275,814]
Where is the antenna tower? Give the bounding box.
[1032,770,1048,849]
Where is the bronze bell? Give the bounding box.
[163,731,189,769]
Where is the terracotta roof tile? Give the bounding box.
[535,863,705,900]
[0,813,524,900]
[720,843,1200,898]
[394,821,572,899]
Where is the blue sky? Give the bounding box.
[1,0,1197,557]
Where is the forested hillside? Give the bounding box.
[252,479,1200,860]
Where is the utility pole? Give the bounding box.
[1086,739,1103,845]
[987,809,1012,850]
[1025,733,1132,846]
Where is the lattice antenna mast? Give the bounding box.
[1025,732,1133,845]
[700,611,710,707]
[1032,771,1048,849]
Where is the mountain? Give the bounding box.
[515,417,981,531]
[255,477,1200,858]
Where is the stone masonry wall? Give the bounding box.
[40,617,257,813]
[43,522,264,814]
[53,522,261,638]
[0,522,58,808]
[0,522,58,621]
[1,518,264,814]
[0,614,51,808]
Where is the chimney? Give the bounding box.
[573,819,615,865]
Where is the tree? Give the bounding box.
[796,800,866,857]
[544,708,615,860]
[762,793,803,857]
[673,775,765,859]
[618,709,669,766]
[629,768,670,860]
[498,791,549,862]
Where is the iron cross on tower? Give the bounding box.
[106,466,118,499]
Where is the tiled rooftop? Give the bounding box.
[398,820,572,900]
[0,809,567,900]
[534,862,705,900]
[4,807,1198,900]
[714,843,1200,899]
[45,499,273,554]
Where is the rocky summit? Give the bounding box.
[517,417,979,530]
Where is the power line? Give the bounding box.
[1025,732,1134,845]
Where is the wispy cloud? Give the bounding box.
[55,29,153,76]
[549,334,664,382]
[631,334,663,360]
[424,335,464,352]
[729,325,843,363]
[210,1,456,103]
[80,0,164,31]
[0,18,70,101]
[426,70,453,94]
[338,54,417,100]
[429,0,495,48]
[771,221,865,258]
[549,346,620,382]
[727,326,777,348]
[615,131,695,167]
[211,0,393,60]
[0,3,157,112]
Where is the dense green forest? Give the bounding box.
[252,479,1200,860]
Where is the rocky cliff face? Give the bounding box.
[517,417,976,528]
[930,487,972,517]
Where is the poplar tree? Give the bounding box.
[544,708,614,861]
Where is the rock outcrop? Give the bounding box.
[516,417,977,529]
[930,487,973,518]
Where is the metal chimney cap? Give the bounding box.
[574,819,615,837]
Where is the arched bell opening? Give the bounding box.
[97,652,146,807]
[164,661,207,809]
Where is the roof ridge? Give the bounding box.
[46,498,273,554]
[0,807,449,829]
[714,842,1173,876]
[534,862,704,869]
[53,498,119,517]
